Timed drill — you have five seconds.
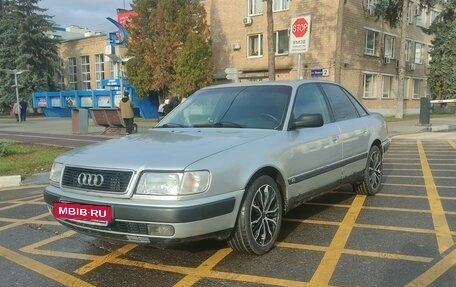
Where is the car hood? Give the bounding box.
[58,129,275,170]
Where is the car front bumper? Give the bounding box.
[44,187,242,245]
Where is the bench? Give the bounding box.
[90,108,136,134]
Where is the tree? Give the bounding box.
[0,0,60,111]
[427,0,456,100]
[126,0,212,100]
[264,0,275,80]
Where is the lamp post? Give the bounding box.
[0,68,26,122]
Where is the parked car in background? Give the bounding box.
[44,80,389,255]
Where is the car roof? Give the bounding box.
[201,79,341,90]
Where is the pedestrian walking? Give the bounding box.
[19,98,28,121]
[12,102,20,122]
[118,91,135,134]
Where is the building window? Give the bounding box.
[430,9,438,24]
[407,1,413,24]
[248,34,263,57]
[95,54,105,89]
[413,79,421,99]
[81,55,91,90]
[274,29,289,55]
[384,35,395,59]
[415,42,423,64]
[382,75,393,99]
[365,30,378,56]
[367,0,378,15]
[405,40,412,62]
[248,0,263,16]
[416,6,426,27]
[363,74,376,98]
[273,0,289,12]
[68,57,77,90]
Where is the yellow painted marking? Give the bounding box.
[0,212,50,232]
[0,186,44,192]
[417,140,454,254]
[384,183,427,187]
[173,247,232,287]
[406,248,456,287]
[74,244,137,275]
[21,230,76,251]
[0,245,94,287]
[276,241,328,252]
[308,195,366,287]
[113,257,308,287]
[449,140,456,149]
[0,203,26,211]
[343,249,433,263]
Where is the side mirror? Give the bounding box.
[293,114,324,129]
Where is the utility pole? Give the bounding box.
[1,69,26,122]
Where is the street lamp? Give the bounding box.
[0,68,27,122]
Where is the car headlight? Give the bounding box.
[136,171,210,195]
[49,162,64,186]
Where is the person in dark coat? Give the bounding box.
[19,99,28,121]
[118,91,134,134]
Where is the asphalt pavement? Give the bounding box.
[0,114,455,188]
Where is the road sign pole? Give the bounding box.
[297,54,302,80]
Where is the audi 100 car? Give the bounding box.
[44,80,389,255]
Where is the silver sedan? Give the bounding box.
[44,80,389,255]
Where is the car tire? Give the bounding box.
[228,175,283,255]
[353,145,383,195]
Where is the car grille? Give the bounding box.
[68,219,149,235]
[62,166,133,193]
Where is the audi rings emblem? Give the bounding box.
[77,173,104,187]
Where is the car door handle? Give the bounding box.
[331,136,339,142]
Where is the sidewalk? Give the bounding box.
[1,114,455,188]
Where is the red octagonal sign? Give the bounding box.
[292,17,308,38]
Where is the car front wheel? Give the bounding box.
[228,175,283,255]
[353,145,383,195]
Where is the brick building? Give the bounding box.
[205,0,436,115]
[56,1,436,116]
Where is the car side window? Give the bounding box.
[293,83,331,124]
[343,88,369,117]
[321,83,359,121]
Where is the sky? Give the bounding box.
[39,0,132,33]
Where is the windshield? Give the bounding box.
[157,85,291,130]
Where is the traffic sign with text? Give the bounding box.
[289,15,311,54]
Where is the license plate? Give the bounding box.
[53,202,112,223]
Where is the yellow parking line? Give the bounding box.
[173,247,232,287]
[74,244,137,275]
[417,140,454,254]
[449,140,456,149]
[0,212,50,232]
[0,245,94,287]
[405,248,456,287]
[21,230,76,251]
[308,195,366,287]
[113,257,308,287]
[0,203,25,211]
[343,249,432,263]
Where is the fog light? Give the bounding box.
[147,224,175,236]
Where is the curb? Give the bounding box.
[0,175,21,188]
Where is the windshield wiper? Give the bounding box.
[193,122,244,128]
[157,123,187,128]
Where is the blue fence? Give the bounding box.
[32,80,158,118]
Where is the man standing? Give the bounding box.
[19,98,28,122]
[118,91,134,134]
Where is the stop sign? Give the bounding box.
[292,17,308,38]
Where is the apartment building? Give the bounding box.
[205,0,436,115]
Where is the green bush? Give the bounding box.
[0,140,13,157]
